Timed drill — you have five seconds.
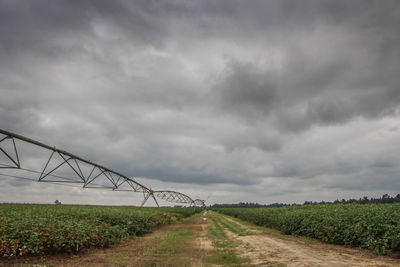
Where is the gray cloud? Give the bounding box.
[214,61,279,123]
[1,0,400,205]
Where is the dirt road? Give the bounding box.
[2,211,400,266]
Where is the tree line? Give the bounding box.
[210,193,400,208]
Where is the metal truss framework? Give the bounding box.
[0,129,205,207]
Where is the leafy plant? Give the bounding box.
[0,204,201,256]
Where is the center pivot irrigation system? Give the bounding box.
[0,129,205,207]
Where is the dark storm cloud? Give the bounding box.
[200,0,400,132]
[1,0,400,204]
[0,0,168,54]
[214,61,279,122]
[211,0,400,129]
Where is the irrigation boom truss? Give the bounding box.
[0,129,205,207]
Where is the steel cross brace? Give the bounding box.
[0,136,20,169]
[141,191,159,207]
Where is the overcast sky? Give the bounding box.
[1,0,400,206]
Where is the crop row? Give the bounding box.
[0,204,201,257]
[214,203,400,254]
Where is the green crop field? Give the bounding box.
[214,203,400,254]
[0,204,201,257]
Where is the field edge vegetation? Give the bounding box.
[0,204,202,257]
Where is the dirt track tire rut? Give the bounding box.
[217,212,400,267]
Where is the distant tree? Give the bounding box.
[361,196,369,204]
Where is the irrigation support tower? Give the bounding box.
[0,129,205,208]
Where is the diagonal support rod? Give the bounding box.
[0,137,21,168]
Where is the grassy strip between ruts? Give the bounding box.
[203,211,250,266]
[212,213,253,236]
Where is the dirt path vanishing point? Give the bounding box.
[2,211,400,267]
[217,212,400,267]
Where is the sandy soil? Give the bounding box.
[192,212,213,267]
[222,215,400,267]
[197,212,213,252]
